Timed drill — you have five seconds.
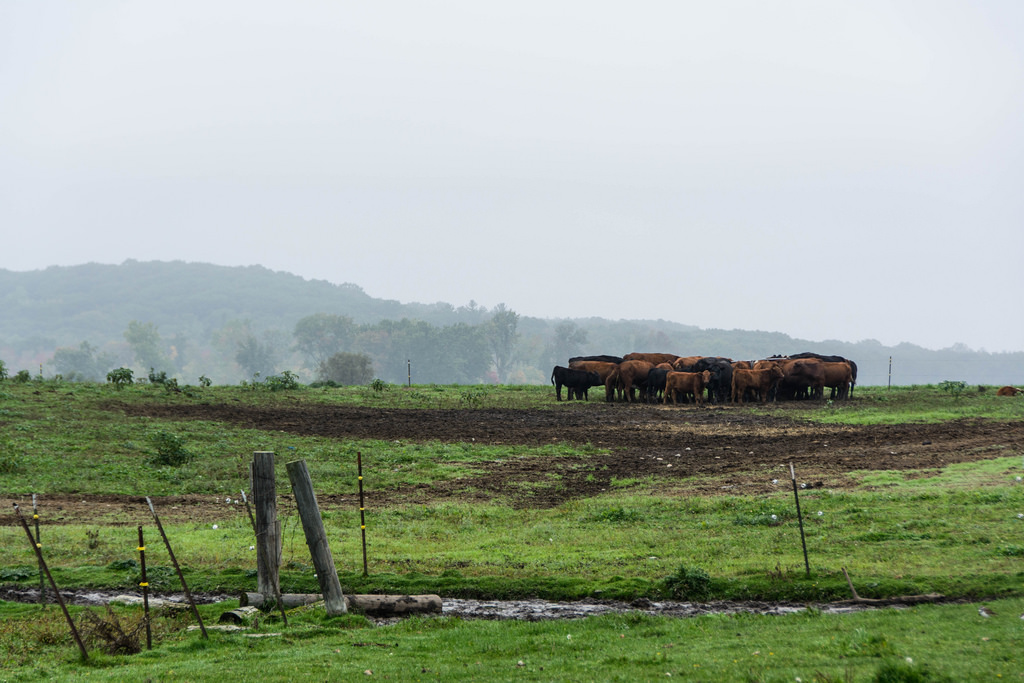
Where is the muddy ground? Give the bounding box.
[9,400,1023,526]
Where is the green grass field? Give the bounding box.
[1,379,1023,680]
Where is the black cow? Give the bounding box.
[644,367,671,403]
[691,357,734,404]
[551,366,603,401]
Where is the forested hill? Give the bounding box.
[1,260,1021,387]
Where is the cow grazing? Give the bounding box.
[997,386,1022,396]
[550,366,602,401]
[664,370,712,407]
[731,365,785,404]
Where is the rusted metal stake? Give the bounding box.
[137,526,152,650]
[32,494,46,605]
[13,503,88,661]
[790,463,811,577]
[241,488,288,626]
[358,451,368,576]
[145,497,208,639]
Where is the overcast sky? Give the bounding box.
[2,2,1022,352]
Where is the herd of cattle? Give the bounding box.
[550,352,858,405]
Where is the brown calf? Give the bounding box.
[664,370,712,406]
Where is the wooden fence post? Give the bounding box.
[286,459,347,615]
[250,452,281,601]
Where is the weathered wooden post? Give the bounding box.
[250,452,281,601]
[286,459,347,615]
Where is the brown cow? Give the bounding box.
[568,360,619,383]
[779,358,826,400]
[673,356,704,370]
[821,361,854,400]
[997,386,1022,396]
[608,360,655,402]
[623,352,680,366]
[731,365,785,404]
[664,370,712,406]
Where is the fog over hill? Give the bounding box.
[1,261,1021,387]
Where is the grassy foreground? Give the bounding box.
[1,596,1022,681]
[1,379,1024,679]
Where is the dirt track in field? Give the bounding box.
[9,401,1024,525]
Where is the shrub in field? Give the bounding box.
[148,368,169,385]
[149,432,192,467]
[662,564,711,600]
[0,360,7,380]
[939,380,967,399]
[106,367,134,388]
[264,370,301,391]
[13,370,31,383]
[198,374,212,387]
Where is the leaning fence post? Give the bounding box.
[790,463,811,577]
[286,459,347,615]
[145,497,208,639]
[13,503,88,661]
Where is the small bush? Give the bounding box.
[585,506,641,523]
[13,369,31,383]
[370,378,388,392]
[264,370,301,391]
[662,564,711,600]
[149,432,193,467]
[198,375,212,387]
[938,380,967,399]
[148,368,169,385]
[107,367,134,388]
[0,360,7,380]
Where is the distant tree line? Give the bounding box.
[3,261,1023,387]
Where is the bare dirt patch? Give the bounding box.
[11,401,1024,525]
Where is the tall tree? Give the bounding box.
[318,352,374,385]
[546,321,589,367]
[236,334,278,378]
[487,303,519,383]
[293,313,356,368]
[52,341,115,381]
[124,321,170,373]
